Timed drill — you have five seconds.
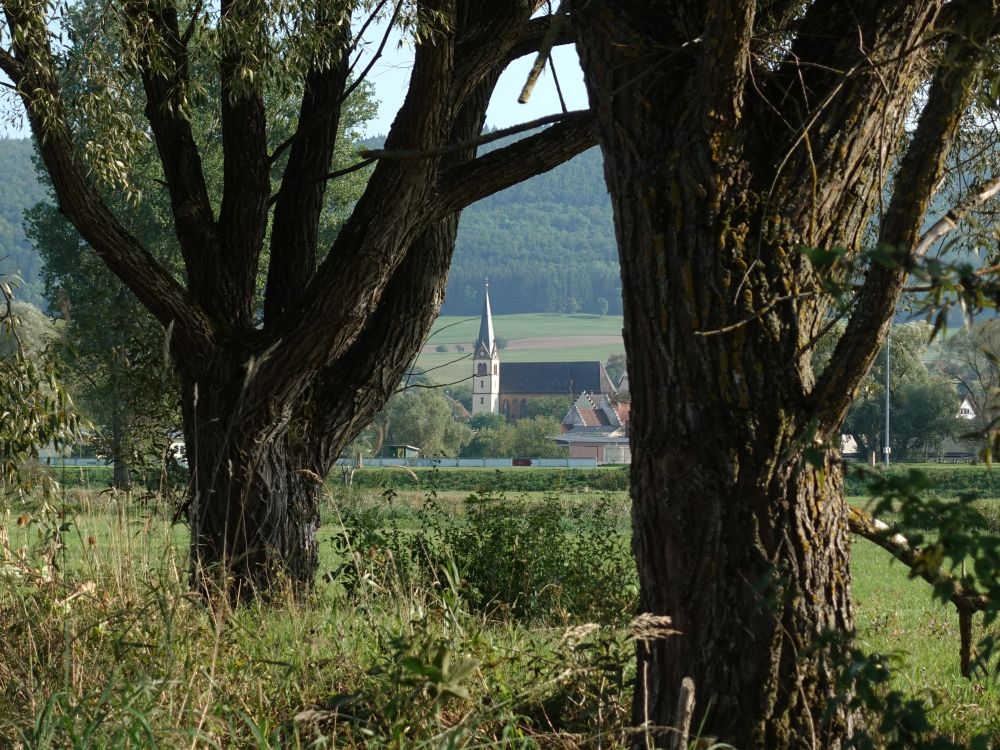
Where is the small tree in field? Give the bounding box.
[0,1,594,601]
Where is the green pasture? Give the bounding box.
[416,313,625,385]
[417,343,627,386]
[426,313,624,345]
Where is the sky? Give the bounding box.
[358,29,588,138]
[0,17,589,141]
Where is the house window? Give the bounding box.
[479,397,484,404]
[477,363,487,375]
[480,380,484,389]
[493,364,498,374]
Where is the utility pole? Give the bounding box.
[884,330,891,467]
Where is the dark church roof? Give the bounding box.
[500,362,617,395]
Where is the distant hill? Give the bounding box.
[446,144,618,316]
[362,131,619,316]
[0,139,47,306]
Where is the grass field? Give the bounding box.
[426,313,625,344]
[3,480,999,746]
[416,313,625,385]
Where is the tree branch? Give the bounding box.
[241,1,459,420]
[810,14,993,433]
[3,2,215,363]
[506,12,576,66]
[432,110,597,219]
[127,0,222,315]
[698,0,754,131]
[0,44,20,82]
[217,0,271,328]
[848,503,988,676]
[363,109,590,160]
[264,25,351,326]
[517,1,568,104]
[343,0,402,104]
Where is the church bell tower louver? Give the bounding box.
[471,280,500,415]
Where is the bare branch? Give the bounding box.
[0,44,20,82]
[914,177,1000,257]
[506,12,576,63]
[433,110,597,219]
[517,1,568,104]
[363,109,590,161]
[343,0,402,104]
[848,504,988,612]
[323,156,376,182]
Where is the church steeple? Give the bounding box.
[472,280,500,415]
[475,279,496,358]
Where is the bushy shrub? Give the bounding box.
[329,489,636,624]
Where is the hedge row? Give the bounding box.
[844,463,1000,498]
[342,464,1000,497]
[40,461,1000,499]
[336,466,630,493]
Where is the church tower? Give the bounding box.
[472,281,500,415]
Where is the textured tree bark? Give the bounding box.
[572,0,984,745]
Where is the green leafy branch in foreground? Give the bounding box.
[1,270,83,498]
[831,465,1000,748]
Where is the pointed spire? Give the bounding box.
[475,278,496,357]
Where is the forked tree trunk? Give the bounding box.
[572,1,966,745]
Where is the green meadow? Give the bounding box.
[416,313,625,385]
[426,313,625,344]
[2,467,999,746]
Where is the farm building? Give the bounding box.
[552,392,631,464]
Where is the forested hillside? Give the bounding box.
[361,131,619,315]
[0,139,47,306]
[445,145,619,315]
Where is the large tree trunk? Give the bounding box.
[572,1,980,745]
[610,149,858,743]
[179,365,323,601]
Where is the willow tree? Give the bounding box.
[572,1,1000,746]
[0,0,594,599]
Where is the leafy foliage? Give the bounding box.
[0,140,47,307]
[461,417,567,458]
[333,487,636,623]
[0,270,82,498]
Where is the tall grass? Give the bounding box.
[3,482,999,747]
[0,486,639,748]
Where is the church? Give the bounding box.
[471,284,619,420]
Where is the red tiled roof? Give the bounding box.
[614,402,630,425]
